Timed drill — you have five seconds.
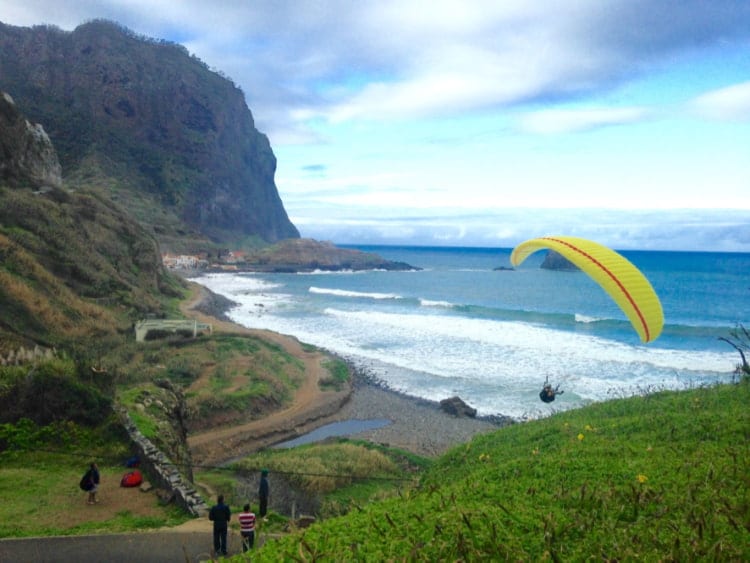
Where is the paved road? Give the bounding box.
[0,531,256,562]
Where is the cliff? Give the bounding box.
[0,91,62,189]
[0,20,299,245]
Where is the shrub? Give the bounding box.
[0,359,112,426]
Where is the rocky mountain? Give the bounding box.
[0,91,62,189]
[0,19,299,246]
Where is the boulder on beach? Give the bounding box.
[439,396,477,418]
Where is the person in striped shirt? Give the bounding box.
[238,503,256,552]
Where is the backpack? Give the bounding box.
[120,470,143,488]
[79,470,92,491]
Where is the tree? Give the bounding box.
[719,324,750,378]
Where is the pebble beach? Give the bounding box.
[330,369,510,456]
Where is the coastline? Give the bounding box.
[183,279,510,458]
[328,365,511,456]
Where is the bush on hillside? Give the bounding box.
[0,359,112,426]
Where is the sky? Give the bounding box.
[2,1,750,251]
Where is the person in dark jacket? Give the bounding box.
[208,494,231,556]
[539,377,564,403]
[84,462,100,505]
[258,469,269,519]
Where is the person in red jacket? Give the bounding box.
[238,504,256,552]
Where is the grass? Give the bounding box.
[109,334,307,430]
[193,441,428,529]
[319,358,351,392]
[0,445,190,537]
[248,380,750,561]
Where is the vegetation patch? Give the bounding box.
[193,441,428,532]
[105,334,306,431]
[253,381,750,561]
[319,358,351,392]
[0,358,112,426]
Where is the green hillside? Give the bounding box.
[0,183,183,355]
[252,380,750,561]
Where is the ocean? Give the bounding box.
[191,245,749,420]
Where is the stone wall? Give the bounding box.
[118,410,208,517]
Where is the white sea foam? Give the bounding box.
[309,287,402,300]
[191,274,290,314]
[419,298,454,308]
[192,272,738,420]
[190,273,281,295]
[575,313,603,323]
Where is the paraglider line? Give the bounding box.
[542,237,650,342]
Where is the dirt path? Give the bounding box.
[180,282,352,466]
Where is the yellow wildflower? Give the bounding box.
[637,474,648,483]
[577,433,584,441]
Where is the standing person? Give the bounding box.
[208,494,231,556]
[238,503,256,552]
[82,462,100,505]
[258,469,269,520]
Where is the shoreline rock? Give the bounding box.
[325,362,513,457]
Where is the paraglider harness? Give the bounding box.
[539,377,564,403]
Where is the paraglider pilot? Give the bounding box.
[540,377,564,403]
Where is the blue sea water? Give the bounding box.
[192,246,749,420]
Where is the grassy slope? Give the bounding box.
[0,423,190,537]
[0,183,184,356]
[253,380,750,561]
[112,333,307,434]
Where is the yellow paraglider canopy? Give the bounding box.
[510,236,664,343]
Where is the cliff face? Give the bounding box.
[0,91,62,189]
[0,20,299,244]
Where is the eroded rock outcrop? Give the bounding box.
[439,396,477,418]
[0,91,62,189]
[117,378,208,515]
[540,250,579,271]
[127,379,195,482]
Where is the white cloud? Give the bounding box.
[690,80,750,121]
[518,106,652,134]
[4,1,750,133]
[292,208,750,252]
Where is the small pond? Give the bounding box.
[273,418,390,449]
